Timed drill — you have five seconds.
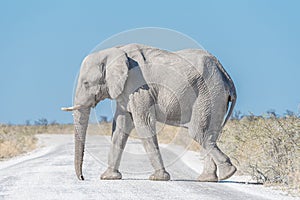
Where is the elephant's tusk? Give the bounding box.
[61,105,82,111]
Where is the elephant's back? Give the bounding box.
[175,49,231,88]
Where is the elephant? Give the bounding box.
[62,43,237,182]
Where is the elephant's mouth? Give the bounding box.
[92,95,98,108]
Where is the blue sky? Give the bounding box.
[0,0,299,124]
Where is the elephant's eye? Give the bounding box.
[83,81,89,88]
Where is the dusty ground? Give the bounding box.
[1,134,298,200]
[1,116,299,194]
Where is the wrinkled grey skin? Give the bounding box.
[64,43,237,182]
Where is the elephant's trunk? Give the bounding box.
[73,107,91,180]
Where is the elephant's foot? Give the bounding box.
[218,162,237,180]
[197,173,218,182]
[149,169,170,181]
[100,168,122,180]
[198,155,218,182]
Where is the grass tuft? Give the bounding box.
[0,125,37,159]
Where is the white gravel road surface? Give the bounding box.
[0,134,298,200]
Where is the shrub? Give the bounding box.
[0,125,37,159]
[34,118,48,126]
[220,114,300,192]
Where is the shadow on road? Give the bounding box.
[122,178,263,185]
[218,180,263,185]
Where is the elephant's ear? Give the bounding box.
[106,48,129,99]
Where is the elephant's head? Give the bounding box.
[61,48,129,180]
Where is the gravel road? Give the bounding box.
[0,134,298,200]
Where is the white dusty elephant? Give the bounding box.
[62,43,237,182]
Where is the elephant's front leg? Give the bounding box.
[138,128,170,181]
[129,91,170,181]
[101,111,133,180]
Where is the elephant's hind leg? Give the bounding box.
[188,98,219,182]
[193,132,236,181]
[188,100,236,181]
[203,141,237,181]
[197,155,218,182]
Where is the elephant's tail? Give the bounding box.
[222,86,236,128]
[213,57,237,128]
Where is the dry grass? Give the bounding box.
[220,116,300,193]
[0,125,37,160]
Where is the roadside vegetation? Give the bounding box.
[220,112,300,194]
[0,112,299,194]
[0,124,37,159]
